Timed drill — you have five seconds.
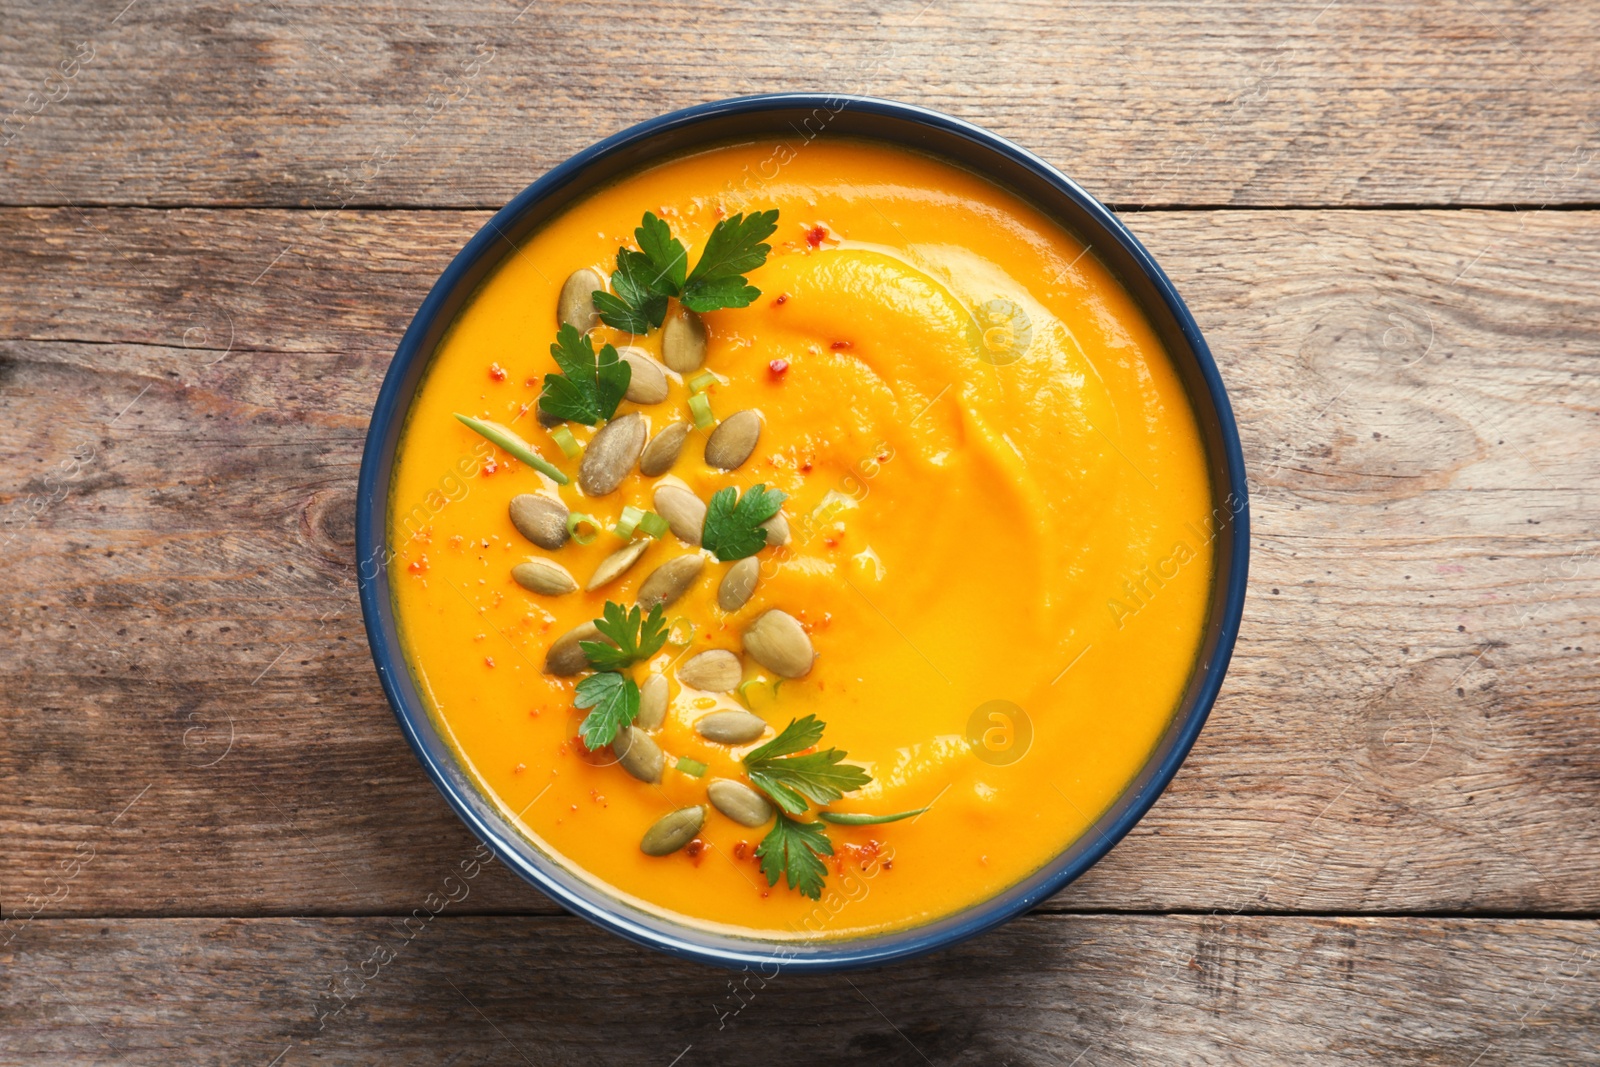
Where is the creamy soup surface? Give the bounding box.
[389,138,1214,938]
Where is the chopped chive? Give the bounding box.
[455,413,570,484]
[817,807,927,826]
[566,512,600,545]
[613,505,646,540]
[666,616,695,646]
[687,370,718,394]
[637,511,670,539]
[549,425,581,458]
[675,757,708,778]
[736,679,766,708]
[688,392,714,429]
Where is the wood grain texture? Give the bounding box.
[1,204,1595,918]
[2,915,1597,1064]
[2,1,1599,209]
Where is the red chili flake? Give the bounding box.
[482,459,499,476]
[772,293,789,306]
[823,536,839,548]
[524,377,538,389]
[529,708,541,718]
[408,555,430,574]
[488,362,507,381]
[830,340,853,350]
[684,839,706,865]
[732,841,750,861]
[805,225,827,248]
[513,763,526,774]
[484,656,496,668]
[883,859,894,871]
[800,460,813,473]
[768,358,790,381]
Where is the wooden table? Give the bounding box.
[3,1,1597,1062]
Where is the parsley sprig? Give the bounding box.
[581,602,668,672]
[742,715,872,900]
[593,209,780,333]
[538,323,631,425]
[573,602,669,749]
[701,484,787,562]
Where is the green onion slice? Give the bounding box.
[636,511,670,539]
[817,807,928,826]
[666,616,695,646]
[454,413,570,485]
[688,393,714,429]
[549,425,581,458]
[566,512,600,545]
[687,370,718,394]
[613,505,646,540]
[675,757,708,778]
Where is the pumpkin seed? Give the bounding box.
[617,346,669,405]
[586,538,650,591]
[696,709,767,743]
[639,422,690,476]
[759,511,790,547]
[640,805,705,856]
[742,609,814,678]
[510,494,569,550]
[707,778,775,827]
[636,554,705,610]
[614,726,664,784]
[661,308,707,373]
[512,558,577,596]
[679,649,743,693]
[545,621,603,676]
[652,480,706,546]
[718,557,759,611]
[578,412,646,496]
[703,409,761,471]
[559,268,603,330]
[637,673,669,730]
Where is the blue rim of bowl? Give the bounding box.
[357,93,1250,972]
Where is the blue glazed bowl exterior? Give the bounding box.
[356,94,1250,972]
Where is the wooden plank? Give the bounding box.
[2,1,1599,208]
[0,206,1596,917]
[1,915,1596,1063]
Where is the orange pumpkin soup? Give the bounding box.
[388,138,1214,938]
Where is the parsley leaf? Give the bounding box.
[538,323,631,425]
[593,209,778,332]
[575,671,639,750]
[634,211,689,294]
[744,714,825,762]
[744,715,872,815]
[747,750,874,815]
[700,484,787,562]
[682,210,779,313]
[581,601,668,672]
[755,812,833,900]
